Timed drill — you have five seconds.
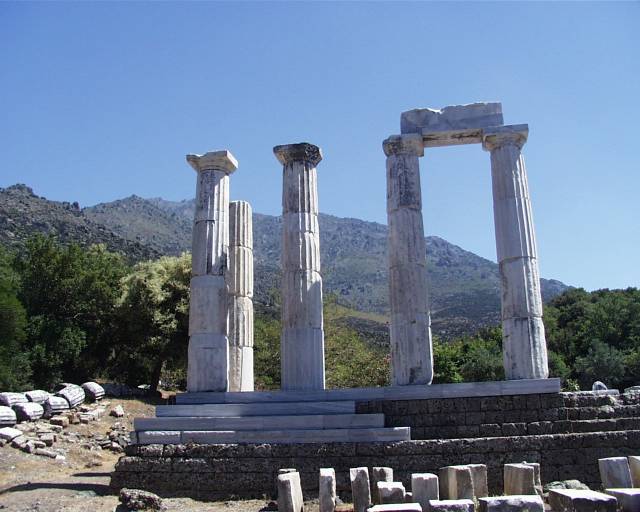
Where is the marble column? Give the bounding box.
[273,142,325,390]
[482,125,549,379]
[186,150,237,392]
[383,134,433,386]
[228,200,254,392]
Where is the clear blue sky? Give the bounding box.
[1,2,638,291]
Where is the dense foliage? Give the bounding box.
[0,237,637,392]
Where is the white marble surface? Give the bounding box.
[378,482,406,505]
[320,468,337,512]
[352,467,373,512]
[412,473,439,511]
[278,471,304,512]
[503,464,536,496]
[401,103,503,135]
[604,489,640,512]
[629,456,640,487]
[439,466,474,500]
[598,457,633,489]
[548,489,617,512]
[478,495,543,512]
[372,468,394,505]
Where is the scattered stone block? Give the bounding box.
[469,465,488,498]
[319,468,336,512]
[604,489,640,512]
[429,499,475,512]
[81,382,105,402]
[478,496,543,512]
[119,487,165,511]
[545,480,591,492]
[56,385,85,408]
[13,402,44,422]
[11,435,28,449]
[25,390,50,404]
[548,489,617,512]
[378,482,406,505]
[0,406,17,427]
[439,466,474,500]
[372,467,394,504]
[599,457,633,489]
[39,432,55,447]
[44,396,70,418]
[351,467,373,512]
[50,416,69,428]
[0,392,28,407]
[278,471,304,512]
[412,473,439,511]
[504,464,536,496]
[368,505,422,512]
[34,447,58,458]
[0,426,23,441]
[110,405,125,418]
[629,457,640,487]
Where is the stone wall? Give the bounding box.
[356,392,640,440]
[112,430,640,500]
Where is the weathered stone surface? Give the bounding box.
[25,390,50,404]
[372,467,394,504]
[278,471,304,512]
[482,125,548,380]
[351,467,373,512]
[412,473,439,511]
[598,457,633,489]
[604,489,640,512]
[319,468,337,512]
[0,426,22,441]
[378,482,406,505]
[275,143,325,391]
[55,385,85,408]
[503,464,536,496]
[478,495,543,512]
[469,465,488,498]
[49,415,69,427]
[428,499,475,512]
[439,466,474,500]
[548,489,617,512]
[0,406,17,427]
[119,487,165,511]
[0,392,27,407]
[629,456,640,487]
[368,505,422,512]
[110,405,125,418]
[13,402,44,421]
[81,382,105,401]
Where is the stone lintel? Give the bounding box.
[401,102,503,134]
[482,124,529,151]
[187,150,238,174]
[383,134,424,157]
[274,143,323,167]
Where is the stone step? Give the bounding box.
[133,426,411,445]
[156,401,356,417]
[135,413,385,431]
[175,379,561,405]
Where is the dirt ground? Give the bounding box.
[0,396,298,512]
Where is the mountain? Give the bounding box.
[84,195,569,338]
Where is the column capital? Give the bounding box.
[383,134,424,157]
[273,143,323,167]
[187,150,238,174]
[482,124,528,152]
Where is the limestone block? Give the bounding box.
[478,495,543,512]
[629,456,640,487]
[282,231,321,272]
[24,390,50,404]
[43,396,69,417]
[351,467,372,512]
[388,209,428,268]
[372,467,394,504]
[228,246,254,297]
[281,327,325,391]
[469,465,488,498]
[0,406,17,427]
[386,154,422,213]
[229,200,253,248]
[281,270,324,328]
[378,482,406,505]
[412,473,439,511]
[400,103,503,136]
[428,500,475,512]
[599,457,633,489]
[369,505,423,512]
[499,259,543,319]
[81,382,105,402]
[504,464,536,496]
[278,471,304,512]
[191,219,227,276]
[0,426,22,441]
[319,468,337,512]
[13,402,44,422]
[188,275,227,336]
[283,212,319,235]
[439,466,474,500]
[55,385,85,408]
[187,333,228,392]
[368,505,422,512]
[502,317,548,380]
[0,392,27,407]
[604,489,640,512]
[548,489,617,512]
[281,161,320,215]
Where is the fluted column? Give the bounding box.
[483,125,549,379]
[273,142,325,391]
[384,134,433,385]
[186,150,237,392]
[228,200,254,392]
